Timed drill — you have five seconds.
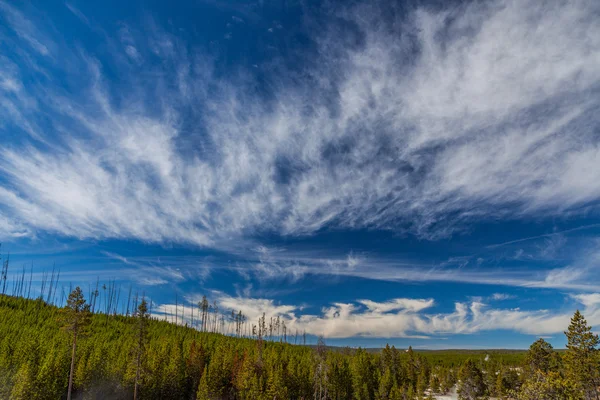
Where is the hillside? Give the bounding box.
[0,293,595,399]
[0,293,518,399]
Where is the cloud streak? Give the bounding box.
[0,0,598,254]
[231,245,600,291]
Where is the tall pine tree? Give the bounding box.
[457,359,485,400]
[564,310,600,400]
[134,298,149,400]
[60,287,91,400]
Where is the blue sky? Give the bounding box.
[1,0,600,349]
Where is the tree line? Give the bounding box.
[1,286,600,400]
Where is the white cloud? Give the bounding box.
[138,277,168,286]
[491,293,515,301]
[545,265,587,287]
[65,3,90,26]
[234,249,600,291]
[124,45,141,62]
[0,212,30,239]
[358,298,434,313]
[154,292,600,338]
[572,293,600,309]
[0,2,50,55]
[0,0,598,253]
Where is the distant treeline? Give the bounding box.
[1,288,599,400]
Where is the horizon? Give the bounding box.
[1,0,600,350]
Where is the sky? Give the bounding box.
[1,0,600,349]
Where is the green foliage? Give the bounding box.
[495,366,519,398]
[523,338,559,377]
[457,359,486,400]
[62,286,92,400]
[516,371,582,400]
[1,294,600,400]
[564,310,600,400]
[60,286,91,334]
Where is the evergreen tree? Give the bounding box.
[516,371,582,400]
[416,366,428,398]
[134,298,149,400]
[564,310,600,400]
[186,340,206,397]
[523,338,558,376]
[266,364,288,400]
[407,384,415,400]
[10,361,36,400]
[377,367,394,399]
[429,370,440,395]
[405,346,417,387]
[495,366,519,399]
[388,381,403,400]
[59,286,91,400]
[352,348,376,400]
[328,356,353,400]
[35,344,69,400]
[2,291,593,400]
[197,365,210,400]
[457,359,486,400]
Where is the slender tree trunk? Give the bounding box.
[67,328,78,400]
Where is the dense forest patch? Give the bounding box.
[0,293,597,399]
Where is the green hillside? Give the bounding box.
[0,293,596,399]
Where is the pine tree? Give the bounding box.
[187,340,206,396]
[351,348,376,400]
[495,367,506,399]
[60,286,91,400]
[496,366,520,399]
[35,345,69,400]
[10,361,36,400]
[564,310,600,400]
[523,338,557,377]
[406,346,417,387]
[377,367,394,399]
[266,364,288,400]
[8,290,600,400]
[388,381,403,400]
[197,365,210,400]
[516,371,582,400]
[134,298,149,400]
[457,359,485,400]
[407,384,415,400]
[328,356,353,400]
[429,370,440,395]
[416,366,428,399]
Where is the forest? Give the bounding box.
[1,284,599,400]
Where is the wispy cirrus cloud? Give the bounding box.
[229,245,600,291]
[0,1,50,56]
[0,0,598,252]
[100,251,210,286]
[491,293,515,301]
